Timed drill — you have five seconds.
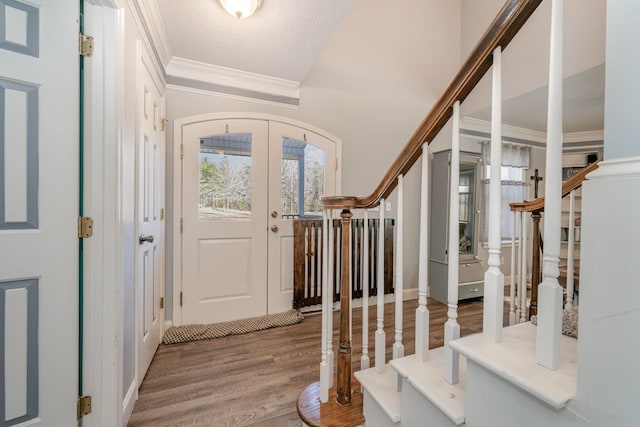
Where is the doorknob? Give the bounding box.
[271,211,278,218]
[271,225,279,233]
[139,234,154,244]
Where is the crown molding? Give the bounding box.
[126,0,172,75]
[166,56,301,101]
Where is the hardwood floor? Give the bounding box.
[128,298,495,427]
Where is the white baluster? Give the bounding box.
[415,143,430,362]
[516,211,523,322]
[375,199,386,373]
[320,209,330,403]
[361,211,370,369]
[520,212,528,323]
[444,101,461,385]
[509,210,517,326]
[327,209,335,386]
[565,190,575,309]
[393,175,405,391]
[483,46,504,343]
[537,0,564,370]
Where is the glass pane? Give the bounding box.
[199,133,252,220]
[281,137,325,219]
[459,164,476,256]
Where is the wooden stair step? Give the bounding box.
[297,378,365,427]
[354,366,402,423]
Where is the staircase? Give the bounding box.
[298,0,603,426]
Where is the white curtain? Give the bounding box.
[481,142,530,241]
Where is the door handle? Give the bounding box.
[270,225,279,233]
[139,234,154,244]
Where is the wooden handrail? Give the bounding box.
[321,0,543,210]
[509,160,600,212]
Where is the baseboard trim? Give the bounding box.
[300,288,419,313]
[121,379,137,426]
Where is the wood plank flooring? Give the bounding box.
[128,298,498,427]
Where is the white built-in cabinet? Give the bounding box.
[429,150,485,304]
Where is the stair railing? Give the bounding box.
[509,160,600,323]
[308,0,546,408]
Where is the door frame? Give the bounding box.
[172,113,342,325]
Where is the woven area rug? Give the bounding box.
[162,309,303,344]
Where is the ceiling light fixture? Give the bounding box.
[219,0,263,19]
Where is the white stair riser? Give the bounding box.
[362,389,401,427]
[401,379,460,427]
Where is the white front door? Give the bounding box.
[182,119,269,324]
[0,0,79,425]
[137,48,165,380]
[267,122,336,313]
[180,118,337,324]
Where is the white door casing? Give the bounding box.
[267,121,336,314]
[0,0,79,425]
[136,44,165,381]
[176,114,341,325]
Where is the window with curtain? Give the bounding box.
[480,142,530,242]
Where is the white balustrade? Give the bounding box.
[415,143,430,362]
[320,209,330,403]
[483,46,505,343]
[444,100,461,385]
[327,209,335,387]
[537,0,564,370]
[361,210,370,369]
[375,199,386,373]
[393,175,405,391]
[565,190,575,309]
[509,211,517,326]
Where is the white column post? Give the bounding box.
[509,210,517,326]
[537,0,564,369]
[319,209,330,402]
[483,46,505,343]
[415,143,430,362]
[393,175,405,390]
[565,190,575,309]
[444,101,461,385]
[361,210,370,369]
[327,210,335,386]
[520,212,528,323]
[375,199,386,373]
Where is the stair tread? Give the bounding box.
[390,348,466,425]
[354,367,402,423]
[450,322,577,409]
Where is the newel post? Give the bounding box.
[337,209,353,405]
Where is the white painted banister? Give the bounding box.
[415,143,430,362]
[327,210,334,387]
[375,199,386,373]
[516,211,524,322]
[393,175,405,390]
[565,190,575,309]
[509,211,517,326]
[537,0,564,370]
[444,100,461,385]
[483,46,504,343]
[361,210,370,369]
[520,212,528,323]
[320,209,330,403]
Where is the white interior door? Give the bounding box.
[0,0,79,425]
[267,122,336,313]
[181,119,269,324]
[137,48,165,380]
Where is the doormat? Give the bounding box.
[162,309,303,345]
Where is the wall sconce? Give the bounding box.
[219,0,263,19]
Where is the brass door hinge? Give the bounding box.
[160,208,165,220]
[160,297,165,309]
[160,118,168,132]
[180,218,184,233]
[77,395,92,418]
[79,33,94,57]
[180,291,183,306]
[78,216,94,238]
[180,144,184,160]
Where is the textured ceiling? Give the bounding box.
[156,0,352,83]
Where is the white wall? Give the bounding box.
[165,0,463,317]
[460,0,605,117]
